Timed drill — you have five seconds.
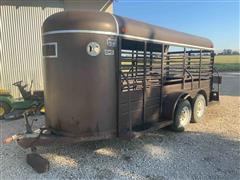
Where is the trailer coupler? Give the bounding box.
[3,128,50,173]
[3,128,49,147]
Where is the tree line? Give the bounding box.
[217,49,239,55]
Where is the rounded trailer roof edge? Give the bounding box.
[43,30,214,50]
[111,14,119,34]
[43,11,214,50]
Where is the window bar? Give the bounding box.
[136,50,138,78]
[166,52,170,78]
[132,50,136,90]
[187,51,191,69]
[131,50,134,77]
[142,42,147,125]
[117,37,122,137]
[210,51,215,91]
[160,44,165,115]
[126,72,132,135]
[150,51,153,72]
[199,49,202,88]
[182,47,186,89]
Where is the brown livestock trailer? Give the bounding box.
[4,11,221,172]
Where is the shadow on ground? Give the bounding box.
[31,129,240,180]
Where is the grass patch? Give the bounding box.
[214,55,240,72]
[215,55,240,64]
[215,63,240,72]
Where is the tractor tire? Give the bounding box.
[191,94,206,123]
[172,99,192,132]
[0,101,11,120]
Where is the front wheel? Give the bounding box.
[0,102,11,120]
[191,94,206,123]
[172,99,192,132]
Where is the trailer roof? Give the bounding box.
[43,11,214,50]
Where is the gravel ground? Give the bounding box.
[0,96,240,180]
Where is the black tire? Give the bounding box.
[0,101,11,120]
[191,94,206,123]
[172,99,192,132]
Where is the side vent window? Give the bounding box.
[43,43,58,58]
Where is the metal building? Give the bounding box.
[0,0,113,97]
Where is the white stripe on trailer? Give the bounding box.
[43,30,214,50]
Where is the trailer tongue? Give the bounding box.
[3,114,173,173]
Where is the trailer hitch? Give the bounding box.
[3,114,50,173]
[3,128,50,173]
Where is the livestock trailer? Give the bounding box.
[4,11,221,171]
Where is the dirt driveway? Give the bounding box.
[0,95,239,180]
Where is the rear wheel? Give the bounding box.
[0,102,11,120]
[191,94,206,123]
[172,99,192,132]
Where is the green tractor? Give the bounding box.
[0,81,44,120]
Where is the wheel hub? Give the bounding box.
[180,106,191,126]
[196,99,205,118]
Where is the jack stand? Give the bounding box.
[24,113,33,134]
[24,113,50,173]
[26,147,50,173]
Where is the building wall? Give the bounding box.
[0,0,113,97]
[64,0,113,13]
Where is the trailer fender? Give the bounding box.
[162,92,190,120]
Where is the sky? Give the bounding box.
[113,0,239,52]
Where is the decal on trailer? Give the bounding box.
[107,37,117,47]
[105,49,115,56]
[86,42,101,56]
